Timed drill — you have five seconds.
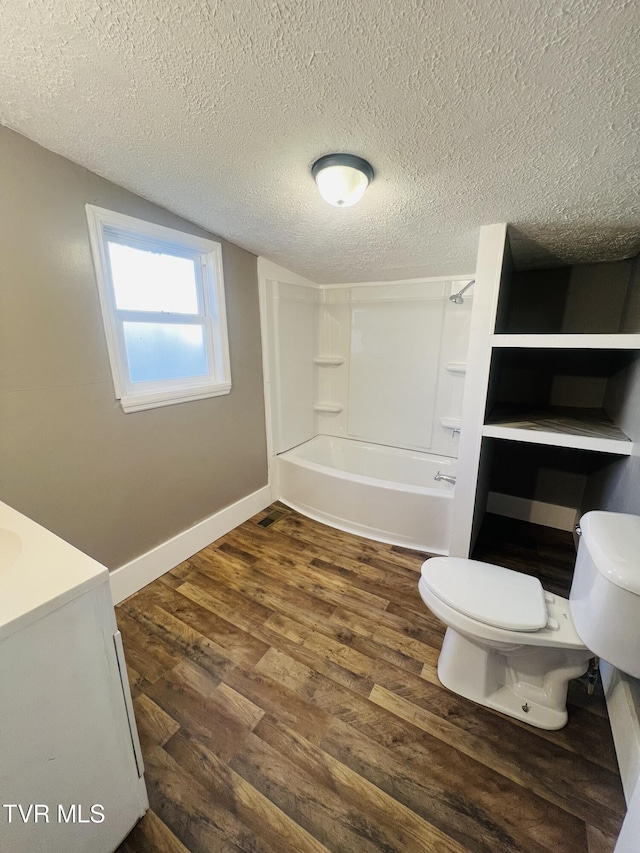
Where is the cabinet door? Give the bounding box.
[0,583,147,852]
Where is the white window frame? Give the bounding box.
[86,205,231,413]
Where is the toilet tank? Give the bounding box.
[570,511,640,678]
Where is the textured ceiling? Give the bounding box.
[1,0,639,283]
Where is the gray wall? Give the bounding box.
[582,255,640,516]
[0,127,268,569]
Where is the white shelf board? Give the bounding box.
[482,424,633,455]
[491,334,640,349]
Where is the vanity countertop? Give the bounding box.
[0,501,107,641]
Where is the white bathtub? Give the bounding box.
[276,435,456,554]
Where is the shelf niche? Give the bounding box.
[483,438,626,534]
[494,261,640,336]
[485,348,638,446]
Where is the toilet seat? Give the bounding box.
[421,557,548,631]
[419,559,587,650]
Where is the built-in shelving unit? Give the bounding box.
[451,226,640,561]
[484,260,639,467]
[484,252,640,564]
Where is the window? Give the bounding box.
[86,205,231,412]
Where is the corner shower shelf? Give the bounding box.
[482,404,633,455]
[445,362,467,375]
[491,333,640,350]
[313,403,344,413]
[313,356,345,366]
[441,417,462,434]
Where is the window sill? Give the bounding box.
[120,382,232,413]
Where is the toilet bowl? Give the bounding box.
[418,559,591,729]
[418,512,640,730]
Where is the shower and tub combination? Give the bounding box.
[260,269,474,555]
[277,435,456,553]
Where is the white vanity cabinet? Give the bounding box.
[0,501,147,852]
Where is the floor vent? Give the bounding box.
[257,509,287,528]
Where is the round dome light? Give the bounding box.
[311,154,374,207]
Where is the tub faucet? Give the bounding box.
[434,471,456,485]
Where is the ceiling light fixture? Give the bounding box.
[311,153,374,207]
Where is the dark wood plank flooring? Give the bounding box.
[116,505,625,853]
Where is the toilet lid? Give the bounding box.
[421,558,548,631]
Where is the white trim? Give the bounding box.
[86,204,231,412]
[109,485,272,604]
[491,333,640,349]
[482,425,633,456]
[487,491,578,531]
[615,781,640,852]
[120,381,232,413]
[449,223,508,557]
[257,265,277,493]
[320,273,476,289]
[257,258,318,288]
[600,661,640,804]
[256,259,476,292]
[257,258,319,489]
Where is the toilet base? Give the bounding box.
[437,627,592,730]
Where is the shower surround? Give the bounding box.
[259,262,473,554]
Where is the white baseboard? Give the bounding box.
[487,492,578,532]
[109,485,272,604]
[601,661,640,804]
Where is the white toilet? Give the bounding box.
[418,511,640,730]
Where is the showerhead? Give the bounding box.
[449,280,475,304]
